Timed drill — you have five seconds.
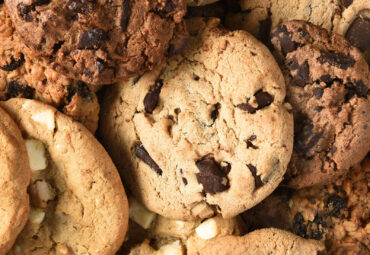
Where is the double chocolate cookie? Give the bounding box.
[101,18,293,220]
[270,20,370,188]
[0,5,99,133]
[5,0,187,85]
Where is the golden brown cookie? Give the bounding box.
[1,98,129,255]
[0,106,30,254]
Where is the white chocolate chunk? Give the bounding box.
[195,218,219,240]
[31,110,55,130]
[25,139,47,171]
[30,180,56,208]
[158,241,184,255]
[129,197,156,229]
[29,209,45,224]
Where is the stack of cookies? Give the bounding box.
[0,0,368,254]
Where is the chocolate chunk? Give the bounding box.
[317,51,355,70]
[326,195,347,217]
[211,103,220,123]
[314,88,324,99]
[246,135,258,149]
[346,17,370,52]
[121,0,131,31]
[257,17,272,44]
[341,0,353,8]
[295,119,323,155]
[288,58,309,87]
[144,79,163,113]
[134,144,163,175]
[76,81,93,101]
[319,74,332,84]
[221,162,231,174]
[0,54,24,71]
[35,0,51,6]
[77,29,107,50]
[7,81,35,99]
[354,80,368,97]
[293,213,327,240]
[270,25,302,56]
[196,155,230,194]
[237,102,256,114]
[67,0,90,14]
[255,90,273,109]
[247,164,263,190]
[293,213,307,238]
[17,3,33,21]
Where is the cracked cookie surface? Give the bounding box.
[0,5,99,133]
[197,228,325,255]
[1,99,129,255]
[100,18,293,220]
[4,0,187,85]
[0,106,30,254]
[270,20,370,188]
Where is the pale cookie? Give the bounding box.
[270,20,370,188]
[0,106,30,254]
[101,18,293,220]
[334,0,370,64]
[0,4,99,133]
[120,197,245,255]
[197,228,325,255]
[1,99,129,255]
[5,0,187,85]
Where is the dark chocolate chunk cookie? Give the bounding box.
[0,5,99,132]
[271,20,370,189]
[5,0,187,85]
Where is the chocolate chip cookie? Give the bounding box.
[270,20,370,188]
[197,228,325,255]
[1,99,129,255]
[334,0,370,64]
[0,5,99,133]
[101,18,294,220]
[0,106,30,254]
[5,0,187,85]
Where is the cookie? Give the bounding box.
[243,156,370,254]
[197,228,325,255]
[0,106,30,254]
[187,0,219,7]
[0,5,99,133]
[333,0,370,64]
[4,0,187,85]
[226,0,341,46]
[101,17,293,220]
[270,20,370,188]
[0,99,129,255]
[120,197,245,255]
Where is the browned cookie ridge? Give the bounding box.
[271,20,370,189]
[5,0,187,85]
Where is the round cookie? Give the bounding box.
[1,98,129,255]
[225,0,341,45]
[0,106,30,254]
[270,20,370,188]
[0,4,99,133]
[187,0,219,7]
[4,0,187,85]
[121,197,245,255]
[242,156,370,254]
[101,17,294,220]
[197,228,325,255]
[333,0,370,64]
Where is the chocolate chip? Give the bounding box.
[134,144,162,175]
[195,155,230,194]
[293,213,307,238]
[35,0,51,6]
[317,51,355,70]
[67,0,90,14]
[77,29,107,50]
[210,103,220,123]
[319,74,332,84]
[182,177,188,185]
[326,195,347,217]
[237,102,256,114]
[144,79,163,114]
[288,58,309,87]
[76,81,92,101]
[341,0,353,8]
[17,3,33,21]
[221,162,231,174]
[246,135,258,149]
[270,25,302,56]
[120,0,131,31]
[163,0,176,13]
[193,74,200,81]
[0,54,24,71]
[255,90,273,109]
[295,117,323,155]
[7,81,35,99]
[314,88,324,99]
[354,80,368,97]
[346,17,370,52]
[247,164,263,190]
